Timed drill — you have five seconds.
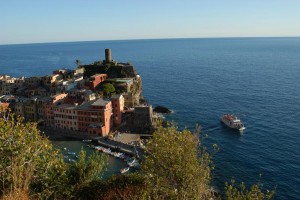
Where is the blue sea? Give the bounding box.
[0,37,299,199]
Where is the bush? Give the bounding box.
[141,125,213,199]
[0,115,70,199]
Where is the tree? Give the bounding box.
[75,59,81,67]
[225,177,275,200]
[102,83,115,97]
[68,148,107,193]
[141,125,213,199]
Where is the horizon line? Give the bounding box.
[1,36,300,46]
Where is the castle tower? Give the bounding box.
[105,49,112,62]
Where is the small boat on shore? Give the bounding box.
[120,167,130,174]
[68,158,76,163]
[220,114,245,131]
[82,139,92,143]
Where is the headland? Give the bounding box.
[0,49,161,148]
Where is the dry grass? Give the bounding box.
[1,190,29,200]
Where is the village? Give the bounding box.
[0,49,159,147]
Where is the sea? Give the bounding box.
[0,37,299,199]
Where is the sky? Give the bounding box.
[0,0,300,45]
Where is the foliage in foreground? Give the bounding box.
[225,177,275,200]
[0,115,107,199]
[0,115,275,199]
[141,125,213,199]
[0,115,69,199]
[76,174,146,200]
[67,148,107,194]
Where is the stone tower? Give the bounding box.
[105,49,112,62]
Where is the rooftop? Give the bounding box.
[91,73,107,78]
[91,98,110,107]
[111,94,123,99]
[54,102,76,110]
[105,78,133,83]
[75,98,110,110]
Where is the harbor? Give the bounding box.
[50,130,146,176]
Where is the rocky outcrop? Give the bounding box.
[153,106,171,114]
[81,49,143,105]
[82,62,137,79]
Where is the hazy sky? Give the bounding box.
[1,0,300,44]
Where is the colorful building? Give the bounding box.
[111,94,124,126]
[85,74,107,90]
[76,98,112,137]
[53,104,78,131]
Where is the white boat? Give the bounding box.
[103,148,111,153]
[221,114,245,131]
[82,139,92,143]
[67,151,76,155]
[68,158,76,163]
[120,167,130,174]
[128,159,139,167]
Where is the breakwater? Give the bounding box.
[40,126,144,159]
[95,138,144,159]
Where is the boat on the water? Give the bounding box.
[120,167,130,174]
[220,114,245,131]
[67,151,76,155]
[128,159,139,167]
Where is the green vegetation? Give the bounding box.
[76,174,146,200]
[82,62,135,78]
[104,64,111,72]
[68,149,107,193]
[225,178,275,200]
[0,115,106,199]
[0,116,275,199]
[102,83,115,97]
[83,64,121,78]
[141,125,212,199]
[0,115,69,199]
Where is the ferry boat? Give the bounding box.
[220,114,245,131]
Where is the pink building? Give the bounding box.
[111,94,124,126]
[42,93,68,127]
[77,99,112,137]
[53,104,78,131]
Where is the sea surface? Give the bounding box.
[0,37,299,199]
